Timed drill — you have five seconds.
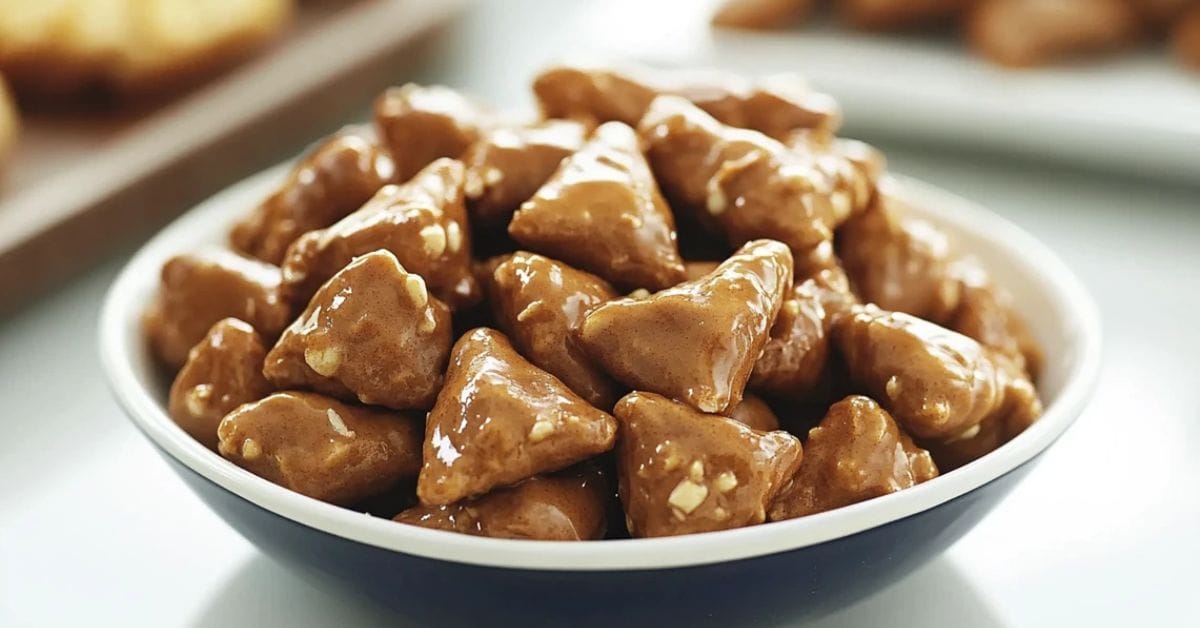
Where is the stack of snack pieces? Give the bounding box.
[713,0,1200,70]
[144,64,1044,541]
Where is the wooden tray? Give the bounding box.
[0,0,464,312]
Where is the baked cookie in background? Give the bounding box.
[0,0,293,101]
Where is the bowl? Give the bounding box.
[99,165,1101,627]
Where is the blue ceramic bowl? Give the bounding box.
[100,167,1100,627]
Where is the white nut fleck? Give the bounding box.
[712,507,729,520]
[705,182,727,216]
[418,309,438,334]
[783,300,801,317]
[946,422,982,443]
[885,375,902,400]
[185,384,213,416]
[688,460,705,483]
[404,275,429,309]
[446,221,463,253]
[628,288,650,300]
[528,420,555,443]
[516,300,541,323]
[831,190,851,220]
[241,438,262,460]
[668,479,709,515]
[419,224,448,257]
[305,346,342,377]
[714,471,739,493]
[327,408,355,438]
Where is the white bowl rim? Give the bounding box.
[99,167,1102,572]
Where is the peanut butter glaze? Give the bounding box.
[264,251,452,410]
[218,391,423,505]
[578,239,793,414]
[374,83,493,182]
[508,121,686,290]
[463,119,587,224]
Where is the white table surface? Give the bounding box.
[3,2,1199,626]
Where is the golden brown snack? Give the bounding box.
[508,122,686,290]
[0,0,291,99]
[712,0,817,29]
[533,64,840,140]
[946,260,1043,381]
[280,158,479,309]
[639,95,844,258]
[578,240,793,414]
[217,391,423,505]
[1173,4,1200,70]
[395,464,610,540]
[769,395,938,520]
[488,252,620,409]
[613,392,802,538]
[230,130,396,265]
[0,74,15,167]
[144,248,291,370]
[463,119,588,224]
[374,84,492,182]
[418,328,618,505]
[729,394,782,431]
[837,193,961,323]
[683,260,721,281]
[839,0,969,31]
[264,251,452,410]
[965,0,1138,67]
[750,279,831,400]
[168,318,272,451]
[787,130,884,219]
[834,305,1011,440]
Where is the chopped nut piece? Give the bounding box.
[528,420,556,443]
[714,471,739,493]
[668,479,709,515]
[419,224,448,257]
[304,345,342,377]
[404,274,430,309]
[241,438,262,460]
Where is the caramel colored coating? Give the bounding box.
[578,240,793,414]
[508,122,686,290]
[144,249,291,369]
[787,130,884,219]
[613,392,802,538]
[217,392,423,505]
[840,0,969,31]
[533,64,840,140]
[230,130,395,265]
[966,0,1138,67]
[750,278,831,400]
[168,318,272,451]
[264,251,451,410]
[373,84,492,182]
[712,0,816,29]
[835,305,1009,440]
[639,95,844,257]
[280,158,479,309]
[729,394,781,431]
[837,194,961,323]
[946,260,1043,381]
[683,260,721,281]
[1173,5,1200,70]
[418,328,618,505]
[463,119,587,223]
[769,395,938,520]
[488,252,621,409]
[395,464,609,541]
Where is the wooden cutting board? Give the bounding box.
[0,0,464,313]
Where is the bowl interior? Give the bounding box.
[100,166,1101,571]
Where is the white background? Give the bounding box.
[3,1,1199,626]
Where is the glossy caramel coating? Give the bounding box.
[488,252,620,409]
[834,305,1008,440]
[395,464,609,540]
[837,193,961,323]
[729,394,781,431]
[839,0,969,31]
[769,395,938,520]
[946,260,1043,381]
[613,392,802,538]
[373,84,492,182]
[418,328,618,505]
[230,130,395,265]
[966,0,1137,67]
[280,158,478,309]
[578,240,793,414]
[787,130,884,220]
[463,119,587,223]
[533,64,840,140]
[508,122,686,291]
[683,260,721,281]
[638,95,843,257]
[264,251,451,410]
[750,279,830,400]
[712,0,816,29]
[144,249,291,369]
[217,392,423,505]
[168,318,272,450]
